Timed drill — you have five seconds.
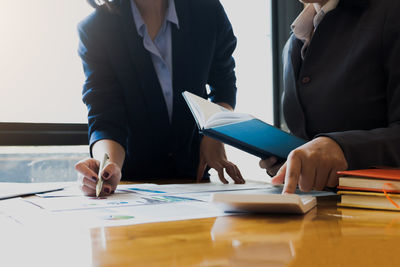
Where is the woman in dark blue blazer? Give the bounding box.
[75,0,244,196]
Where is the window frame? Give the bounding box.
[0,123,88,146]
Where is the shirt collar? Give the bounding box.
[130,0,179,37]
[291,0,339,41]
[314,0,339,14]
[165,0,179,29]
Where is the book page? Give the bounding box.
[183,91,227,129]
[183,91,254,128]
[206,111,254,128]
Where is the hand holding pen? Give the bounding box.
[75,153,122,197]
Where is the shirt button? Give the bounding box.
[302,76,311,84]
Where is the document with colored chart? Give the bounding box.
[1,182,334,229]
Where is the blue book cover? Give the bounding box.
[204,119,305,160]
[182,91,306,160]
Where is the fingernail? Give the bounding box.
[103,172,109,179]
[92,176,97,182]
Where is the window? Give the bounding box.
[0,1,91,123]
[0,1,93,182]
[0,1,273,183]
[1,1,272,125]
[221,0,273,123]
[220,0,273,182]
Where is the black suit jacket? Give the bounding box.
[77,0,237,179]
[282,0,400,169]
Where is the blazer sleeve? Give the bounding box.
[77,17,128,153]
[207,1,238,109]
[321,1,400,169]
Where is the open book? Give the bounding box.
[182,91,306,160]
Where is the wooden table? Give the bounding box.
[3,195,400,267]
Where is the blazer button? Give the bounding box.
[301,76,311,84]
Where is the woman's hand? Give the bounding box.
[197,136,245,184]
[75,158,122,197]
[268,137,348,193]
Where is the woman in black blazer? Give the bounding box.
[75,0,244,196]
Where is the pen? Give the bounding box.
[96,153,110,197]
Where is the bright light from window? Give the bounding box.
[221,0,273,123]
[0,1,91,123]
[219,0,273,182]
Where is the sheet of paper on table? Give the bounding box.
[0,182,74,200]
[1,182,335,229]
[116,182,274,195]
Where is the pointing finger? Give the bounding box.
[283,154,302,194]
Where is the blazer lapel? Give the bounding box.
[119,0,170,130]
[282,34,308,139]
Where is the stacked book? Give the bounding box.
[337,169,400,211]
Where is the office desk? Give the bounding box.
[3,195,400,267]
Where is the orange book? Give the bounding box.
[337,168,400,193]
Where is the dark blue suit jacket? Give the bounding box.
[282,0,400,169]
[78,0,237,180]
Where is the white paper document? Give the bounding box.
[0,197,225,229]
[117,182,275,195]
[1,182,335,229]
[0,182,73,200]
[25,191,202,212]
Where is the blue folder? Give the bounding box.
[202,119,306,160]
